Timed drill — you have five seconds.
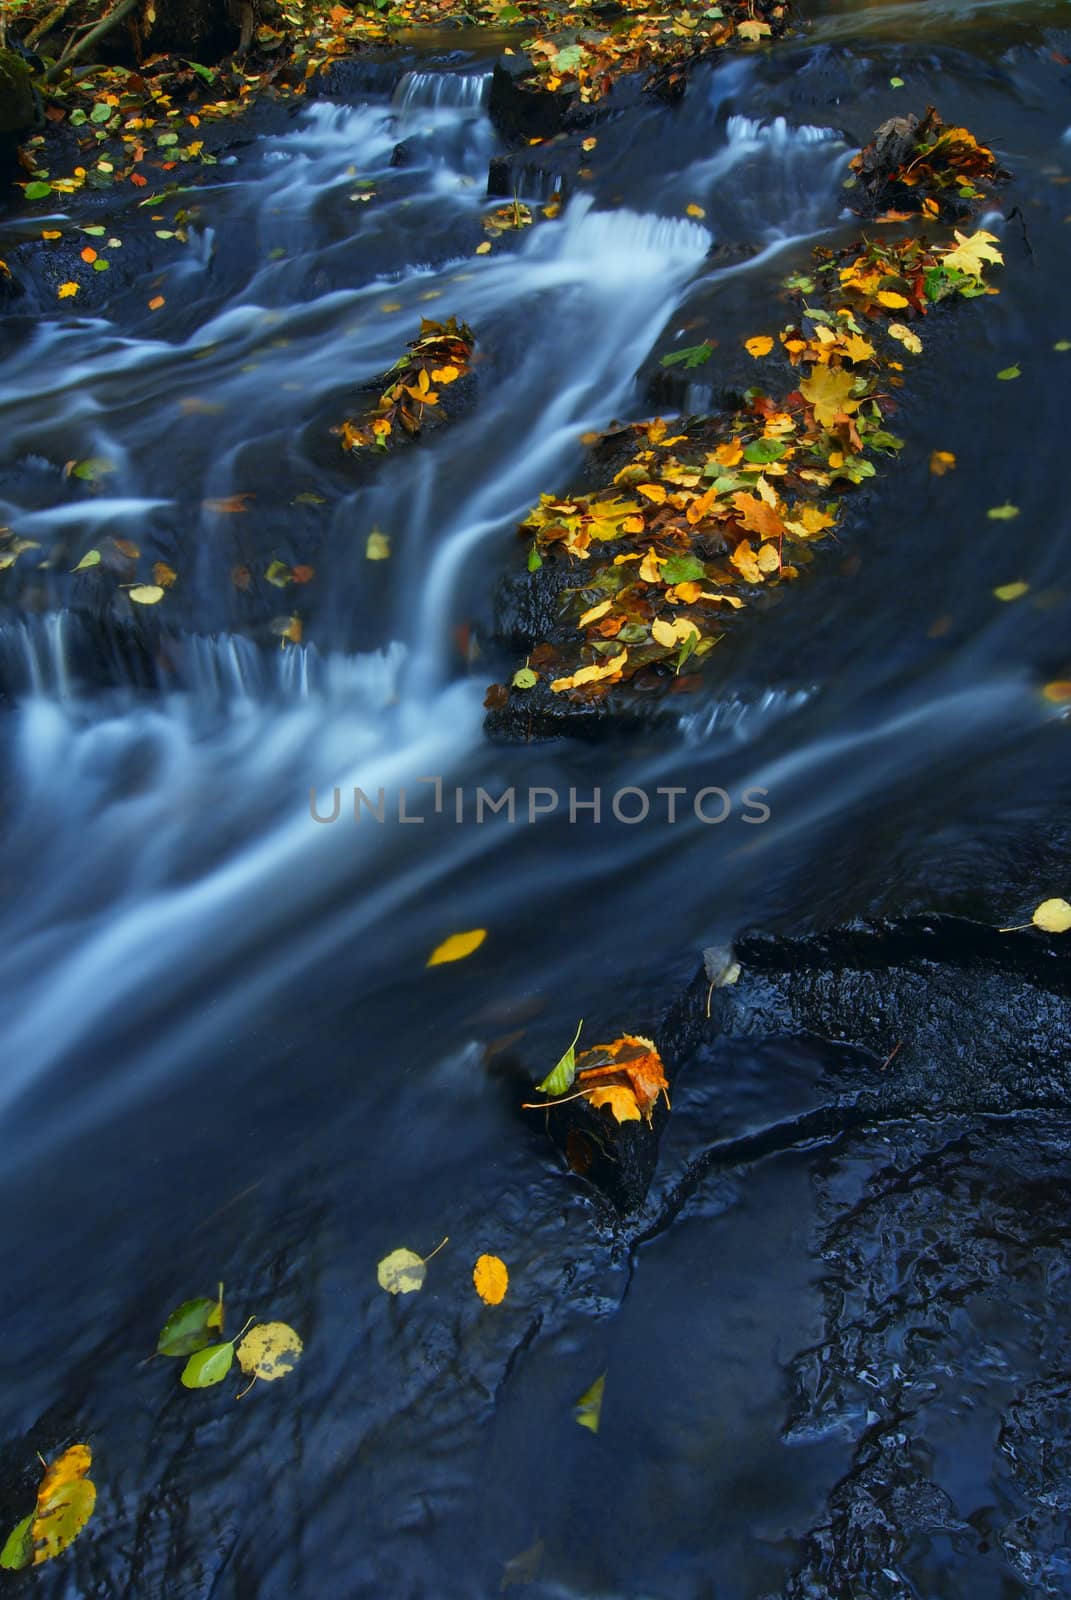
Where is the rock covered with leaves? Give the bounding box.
[485,107,1009,737]
[336,316,475,455]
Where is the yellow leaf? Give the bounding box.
[621,514,646,534]
[586,1085,642,1123]
[737,17,771,37]
[1042,681,1071,704]
[582,137,597,152]
[475,241,492,254]
[236,1322,303,1384]
[714,440,743,467]
[473,1253,509,1305]
[799,365,858,426]
[30,1447,95,1567]
[42,229,62,240]
[152,561,178,588]
[148,295,166,311]
[940,228,1003,281]
[731,540,761,583]
[377,1248,426,1294]
[636,483,666,504]
[574,1373,605,1433]
[427,929,486,966]
[929,450,956,476]
[745,335,774,358]
[876,290,909,309]
[756,542,781,573]
[638,548,662,583]
[841,332,876,362]
[887,322,922,354]
[993,581,1028,602]
[686,202,706,218]
[550,648,629,693]
[57,282,79,299]
[1033,897,1071,933]
[128,584,165,605]
[578,599,612,627]
[366,529,391,560]
[430,365,459,384]
[699,591,744,608]
[651,617,699,648]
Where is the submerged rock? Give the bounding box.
[0,47,38,136]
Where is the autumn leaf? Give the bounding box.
[940,228,1003,280]
[887,322,922,354]
[574,1372,605,1433]
[993,581,1028,601]
[651,617,699,648]
[686,202,706,218]
[586,1084,642,1122]
[26,1446,96,1567]
[550,648,628,694]
[876,290,909,309]
[1000,897,1071,933]
[473,1254,509,1305]
[71,550,101,573]
[236,1322,303,1393]
[745,335,774,358]
[377,1236,447,1295]
[366,530,391,560]
[996,364,1021,381]
[737,17,772,38]
[798,365,858,426]
[987,504,1019,521]
[152,562,178,588]
[930,450,956,476]
[578,599,612,628]
[636,483,667,504]
[148,295,166,310]
[57,282,80,299]
[427,929,486,966]
[128,584,165,605]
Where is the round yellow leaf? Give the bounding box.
[1033,898,1071,933]
[128,584,165,605]
[377,1247,426,1295]
[427,928,486,967]
[745,335,774,358]
[236,1321,303,1382]
[473,1253,509,1305]
[686,202,706,218]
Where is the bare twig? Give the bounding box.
[43,0,140,82]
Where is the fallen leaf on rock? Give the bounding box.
[1032,898,1071,933]
[148,295,166,310]
[574,1372,605,1433]
[941,228,1003,280]
[377,1236,447,1295]
[473,1254,509,1305]
[585,1084,642,1122]
[57,282,79,299]
[427,929,486,966]
[157,1284,224,1357]
[537,1019,583,1095]
[71,550,101,572]
[744,335,773,358]
[1042,681,1071,704]
[887,322,922,354]
[236,1322,303,1393]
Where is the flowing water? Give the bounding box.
[1,3,1070,1595]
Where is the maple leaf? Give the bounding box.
[798,365,858,426]
[732,491,784,541]
[940,229,1003,280]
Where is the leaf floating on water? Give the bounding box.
[71,550,101,573]
[929,450,956,476]
[996,364,1021,381]
[473,1254,509,1305]
[574,1373,605,1434]
[181,1340,235,1388]
[2,1445,99,1568]
[157,1285,224,1357]
[537,1019,583,1096]
[1033,898,1071,933]
[940,228,1003,280]
[128,584,166,605]
[744,335,773,358]
[987,503,1019,520]
[993,581,1028,601]
[153,562,178,589]
[887,322,922,354]
[366,530,391,561]
[1042,681,1071,704]
[377,1236,447,1296]
[685,203,705,219]
[703,945,741,988]
[236,1322,303,1392]
[427,929,486,967]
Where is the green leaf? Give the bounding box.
[157,132,179,147]
[676,629,700,674]
[80,225,106,237]
[537,1019,583,1096]
[93,258,110,272]
[265,559,293,586]
[512,667,538,690]
[783,273,815,293]
[660,341,713,370]
[527,545,543,572]
[497,2,523,17]
[185,59,217,83]
[69,109,87,127]
[24,181,52,201]
[71,550,101,572]
[866,429,904,454]
[996,364,1020,381]
[180,1340,234,1388]
[72,457,113,481]
[157,1289,224,1357]
[742,438,786,464]
[90,103,111,124]
[1054,340,1071,353]
[889,75,905,87]
[660,554,706,585]
[574,1372,606,1434]
[550,44,585,73]
[0,1515,32,1571]
[987,503,1019,521]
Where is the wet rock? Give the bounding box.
[309,52,405,101]
[488,54,597,143]
[672,913,1071,1118]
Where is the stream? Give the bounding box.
[1,1,1071,1594]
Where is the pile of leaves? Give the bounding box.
[848,106,1005,222]
[337,316,475,454]
[487,112,1007,711]
[520,0,790,105]
[526,1023,670,1125]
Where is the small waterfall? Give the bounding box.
[392,70,493,114]
[724,113,839,148]
[0,614,75,701]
